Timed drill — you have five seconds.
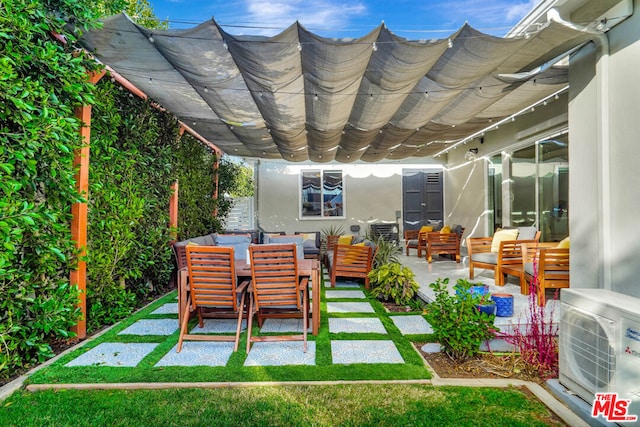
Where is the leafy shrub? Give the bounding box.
[368,262,419,305]
[370,236,401,269]
[425,278,497,360]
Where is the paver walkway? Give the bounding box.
[59,270,433,370]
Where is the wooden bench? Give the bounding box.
[330,244,374,289]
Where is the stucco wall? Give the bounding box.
[443,93,569,242]
[255,161,437,237]
[567,3,640,298]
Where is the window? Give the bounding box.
[300,170,344,218]
[494,133,569,242]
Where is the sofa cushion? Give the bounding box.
[517,226,537,241]
[471,252,498,265]
[260,231,285,244]
[267,235,305,259]
[491,229,519,252]
[214,233,251,260]
[352,235,366,244]
[451,224,463,236]
[524,261,535,277]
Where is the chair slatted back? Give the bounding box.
[173,243,188,270]
[250,244,301,311]
[427,232,459,248]
[333,244,373,277]
[326,235,340,252]
[186,246,238,311]
[539,248,570,283]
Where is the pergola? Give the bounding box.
[69,12,598,337]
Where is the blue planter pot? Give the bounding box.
[492,293,514,317]
[475,302,496,316]
[456,284,489,297]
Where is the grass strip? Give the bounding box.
[1,384,562,427]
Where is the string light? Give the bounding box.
[148,34,154,43]
[447,38,453,48]
[372,42,377,51]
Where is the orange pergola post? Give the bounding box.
[169,181,179,242]
[213,157,220,217]
[70,71,104,339]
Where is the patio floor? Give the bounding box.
[18,253,561,385]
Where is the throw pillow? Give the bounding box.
[419,225,433,234]
[440,225,451,234]
[490,229,519,253]
[338,235,354,245]
[556,236,570,248]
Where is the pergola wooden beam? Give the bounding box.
[70,70,105,339]
[68,63,223,339]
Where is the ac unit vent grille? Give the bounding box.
[561,308,616,390]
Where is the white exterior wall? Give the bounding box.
[443,93,569,242]
[255,161,439,236]
[569,3,640,298]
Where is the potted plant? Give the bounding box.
[453,278,495,315]
[425,277,498,360]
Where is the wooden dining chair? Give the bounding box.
[177,246,249,352]
[247,243,309,353]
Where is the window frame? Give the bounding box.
[299,169,345,220]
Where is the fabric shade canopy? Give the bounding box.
[79,13,595,163]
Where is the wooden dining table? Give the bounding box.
[235,258,321,335]
[178,258,321,336]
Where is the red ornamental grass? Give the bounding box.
[501,248,559,379]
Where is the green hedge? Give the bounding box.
[0,0,253,381]
[86,80,179,331]
[0,0,103,379]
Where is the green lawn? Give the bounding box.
[1,384,563,426]
[26,287,432,385]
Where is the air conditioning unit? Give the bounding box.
[560,288,640,425]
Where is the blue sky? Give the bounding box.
[146,0,540,37]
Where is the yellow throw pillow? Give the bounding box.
[419,225,433,234]
[353,242,365,246]
[490,229,519,253]
[337,235,354,245]
[186,241,199,246]
[556,236,570,249]
[440,225,451,234]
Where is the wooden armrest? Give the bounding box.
[237,279,250,294]
[298,277,309,290]
[466,237,493,255]
[521,242,560,264]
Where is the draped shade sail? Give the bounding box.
[80,13,595,162]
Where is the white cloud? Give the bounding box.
[242,0,367,35]
[505,0,539,22]
[422,0,540,35]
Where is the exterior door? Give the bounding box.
[402,169,443,232]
